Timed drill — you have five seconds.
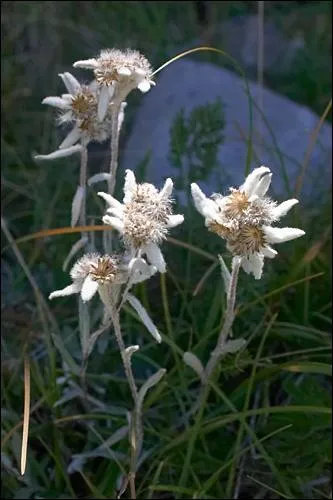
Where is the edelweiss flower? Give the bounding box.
[98,170,184,273]
[73,49,154,121]
[191,166,305,279]
[34,72,127,161]
[49,252,156,302]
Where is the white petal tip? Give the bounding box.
[88,173,111,186]
[263,226,306,244]
[41,97,68,108]
[137,80,151,93]
[33,144,82,161]
[73,59,98,69]
[81,276,99,302]
[159,177,174,199]
[273,199,300,219]
[167,214,184,228]
[48,283,80,300]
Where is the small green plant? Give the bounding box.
[169,99,225,192]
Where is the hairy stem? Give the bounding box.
[108,103,121,196]
[98,286,139,498]
[129,473,136,499]
[111,306,138,402]
[181,258,241,429]
[178,258,242,489]
[111,307,140,499]
[78,145,89,389]
[79,144,88,229]
[204,257,241,380]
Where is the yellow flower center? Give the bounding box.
[223,190,249,219]
[228,225,266,255]
[208,221,232,239]
[71,90,96,119]
[89,256,118,283]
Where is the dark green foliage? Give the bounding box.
[1,2,331,499]
[169,99,225,190]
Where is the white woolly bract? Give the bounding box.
[74,49,154,120]
[191,167,305,280]
[99,170,183,271]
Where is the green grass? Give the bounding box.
[1,1,332,499]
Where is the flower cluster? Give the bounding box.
[191,166,305,279]
[98,170,184,273]
[34,49,153,161]
[41,44,309,490]
[49,252,156,303]
[74,49,155,121]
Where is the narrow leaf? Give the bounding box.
[124,345,140,364]
[281,361,332,377]
[20,356,30,476]
[68,425,128,473]
[223,338,247,354]
[183,352,204,380]
[85,320,111,359]
[53,388,81,408]
[33,144,82,160]
[71,186,85,227]
[88,172,111,186]
[137,369,166,410]
[62,236,88,272]
[127,293,162,343]
[218,254,231,295]
[51,332,80,375]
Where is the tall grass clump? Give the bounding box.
[2,4,331,499]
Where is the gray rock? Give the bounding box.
[121,59,331,205]
[169,15,305,77]
[220,15,305,74]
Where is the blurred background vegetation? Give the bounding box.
[2,2,332,499]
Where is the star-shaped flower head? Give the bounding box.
[49,252,156,302]
[191,166,305,279]
[73,49,155,121]
[98,170,184,273]
[34,72,127,161]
